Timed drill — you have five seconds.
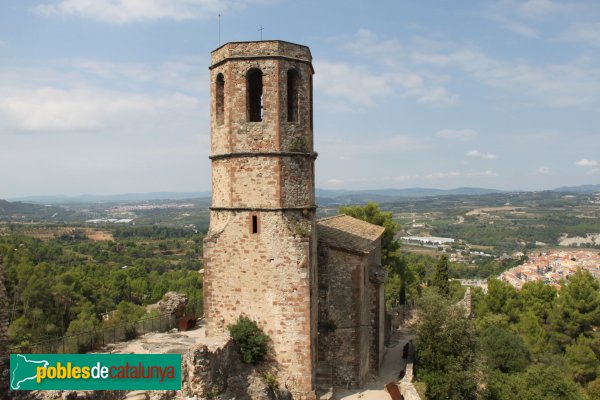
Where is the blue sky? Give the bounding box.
[1,0,599,197]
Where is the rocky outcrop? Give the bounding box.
[182,338,292,400]
[156,292,188,319]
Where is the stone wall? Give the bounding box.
[317,248,361,387]
[399,341,421,400]
[183,339,294,400]
[204,41,317,398]
[367,239,385,372]
[204,210,316,397]
[208,41,315,211]
[317,247,374,388]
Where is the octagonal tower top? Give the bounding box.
[210,40,313,70]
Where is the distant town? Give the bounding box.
[500,250,600,290]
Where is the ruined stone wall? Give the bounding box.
[317,247,367,388]
[183,339,295,400]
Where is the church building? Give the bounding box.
[203,40,388,399]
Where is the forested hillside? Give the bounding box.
[0,226,203,350]
[417,272,600,399]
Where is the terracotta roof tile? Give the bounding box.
[317,214,385,253]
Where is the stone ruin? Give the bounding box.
[155,291,188,319]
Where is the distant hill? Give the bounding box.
[553,184,600,193]
[0,199,68,220]
[316,187,503,204]
[6,184,599,207]
[9,192,212,204]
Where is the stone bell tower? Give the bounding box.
[203,41,318,398]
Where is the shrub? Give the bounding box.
[227,316,269,364]
[263,372,279,391]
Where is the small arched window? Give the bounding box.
[215,73,225,126]
[287,69,299,123]
[247,68,263,122]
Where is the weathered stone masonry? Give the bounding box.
[316,215,386,388]
[203,41,318,399]
[201,40,388,398]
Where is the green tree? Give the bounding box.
[432,255,450,297]
[550,270,600,348]
[517,310,551,359]
[477,278,521,322]
[479,325,530,373]
[490,364,584,400]
[66,303,101,336]
[586,377,600,399]
[110,301,146,324]
[566,335,599,385]
[416,289,479,400]
[520,280,557,322]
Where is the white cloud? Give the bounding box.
[323,133,427,157]
[535,166,551,175]
[467,149,498,160]
[500,19,539,37]
[425,171,461,179]
[485,0,573,37]
[393,175,419,182]
[33,0,271,23]
[514,0,571,19]
[575,158,598,167]
[0,87,198,132]
[563,22,600,46]
[327,178,343,185]
[315,61,394,110]
[322,27,600,112]
[412,43,600,109]
[61,58,207,93]
[0,57,210,197]
[0,57,205,135]
[468,170,498,177]
[436,128,477,141]
[315,60,457,111]
[343,29,404,67]
[315,30,459,111]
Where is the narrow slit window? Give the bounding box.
[247,68,263,122]
[287,69,299,122]
[252,215,258,234]
[215,73,225,126]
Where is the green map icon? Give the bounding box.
[10,354,49,390]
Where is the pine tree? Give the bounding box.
[432,255,450,297]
